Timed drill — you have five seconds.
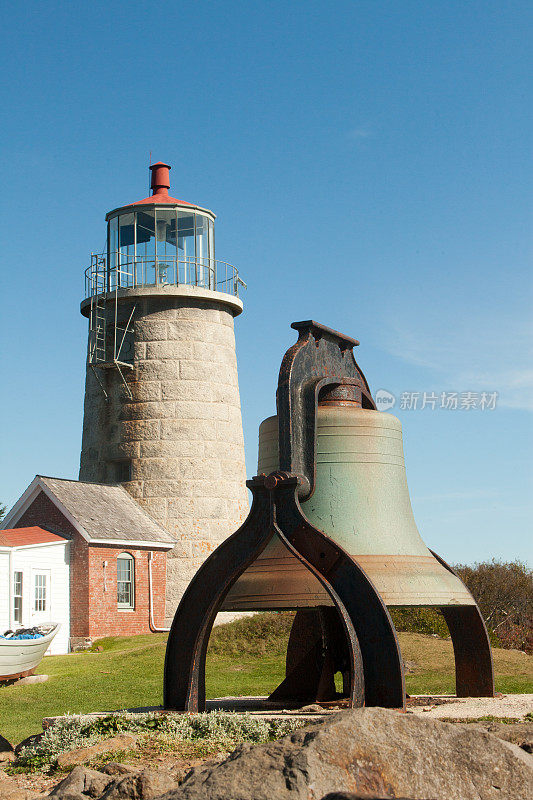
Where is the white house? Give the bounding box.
[0,527,70,655]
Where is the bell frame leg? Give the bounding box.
[269,607,352,703]
[431,550,495,697]
[274,479,405,709]
[164,487,273,711]
[440,606,495,697]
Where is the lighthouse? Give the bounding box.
[79,162,249,618]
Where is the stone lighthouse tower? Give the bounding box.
[79,162,249,618]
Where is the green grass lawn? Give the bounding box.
[1,618,531,745]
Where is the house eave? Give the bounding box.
[88,538,174,550]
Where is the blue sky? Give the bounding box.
[0,1,531,565]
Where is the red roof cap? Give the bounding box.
[129,161,194,208]
[0,527,68,547]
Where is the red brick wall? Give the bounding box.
[15,491,90,636]
[16,490,78,538]
[87,545,166,638]
[14,490,167,640]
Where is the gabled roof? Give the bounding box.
[1,476,176,549]
[0,527,68,548]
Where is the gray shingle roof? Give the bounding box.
[37,476,175,546]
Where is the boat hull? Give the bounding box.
[0,625,60,680]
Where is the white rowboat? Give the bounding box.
[0,624,60,681]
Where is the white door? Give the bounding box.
[31,569,51,626]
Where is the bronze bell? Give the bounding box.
[164,321,494,712]
[224,402,474,610]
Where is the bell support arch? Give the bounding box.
[430,550,494,697]
[163,472,405,711]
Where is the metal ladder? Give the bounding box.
[89,254,107,364]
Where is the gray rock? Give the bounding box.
[100,769,180,799]
[297,704,326,714]
[56,734,139,768]
[0,733,15,762]
[159,707,533,800]
[100,763,137,776]
[48,765,112,797]
[15,732,44,756]
[16,674,49,685]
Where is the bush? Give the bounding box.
[208,611,294,656]
[389,607,449,638]
[15,711,309,771]
[455,560,533,653]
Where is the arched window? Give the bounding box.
[117,553,135,609]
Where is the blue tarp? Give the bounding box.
[1,632,43,640]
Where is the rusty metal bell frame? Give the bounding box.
[164,321,494,711]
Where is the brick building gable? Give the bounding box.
[13,488,167,641]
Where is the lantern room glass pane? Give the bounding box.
[195,214,210,289]
[208,217,215,289]
[178,211,195,284]
[119,213,135,250]
[118,213,135,287]
[136,210,156,283]
[155,209,177,285]
[136,210,156,254]
[108,217,118,273]
[208,218,215,262]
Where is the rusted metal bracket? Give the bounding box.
[277,320,376,500]
[164,472,405,711]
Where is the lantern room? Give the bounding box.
[82,161,245,372]
[106,162,215,290]
[85,162,243,298]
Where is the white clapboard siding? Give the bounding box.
[0,552,10,632]
[11,542,70,655]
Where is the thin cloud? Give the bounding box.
[382,318,533,412]
[348,126,372,140]
[415,489,502,503]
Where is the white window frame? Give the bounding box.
[13,570,23,624]
[34,572,47,612]
[117,553,135,610]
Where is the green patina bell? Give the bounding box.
[223,404,473,611]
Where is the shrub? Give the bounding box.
[15,711,308,771]
[455,560,533,653]
[208,611,295,656]
[389,607,449,638]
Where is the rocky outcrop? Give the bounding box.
[467,720,533,754]
[41,708,533,800]
[162,708,533,800]
[49,765,113,797]
[99,768,180,799]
